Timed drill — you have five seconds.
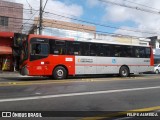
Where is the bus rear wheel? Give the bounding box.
[119,66,129,77]
[155,69,159,74]
[53,66,67,79]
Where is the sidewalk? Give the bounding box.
[0,71,22,78]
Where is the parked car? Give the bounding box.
[154,64,160,74]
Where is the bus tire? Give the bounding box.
[53,66,67,79]
[119,66,129,77]
[155,69,159,74]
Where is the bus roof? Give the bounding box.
[28,34,150,47]
[79,39,150,47]
[28,34,74,41]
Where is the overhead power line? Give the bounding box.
[39,0,43,35]
[18,10,39,33]
[43,11,158,35]
[33,19,149,38]
[26,0,32,9]
[1,3,159,36]
[122,0,160,11]
[2,1,160,37]
[98,0,160,15]
[43,0,49,11]
[8,11,160,37]
[7,15,142,38]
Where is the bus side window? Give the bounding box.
[98,44,110,57]
[133,47,140,58]
[31,43,48,55]
[145,47,151,58]
[135,49,140,58]
[31,44,41,55]
[122,46,132,57]
[113,45,121,57]
[73,42,82,55]
[138,47,145,58]
[52,40,66,55]
[90,43,97,56]
[67,41,82,56]
[133,47,145,58]
[82,43,89,56]
[35,44,41,54]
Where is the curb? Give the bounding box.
[0,71,21,77]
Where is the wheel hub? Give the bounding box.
[57,69,63,77]
[122,69,127,76]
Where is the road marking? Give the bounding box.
[82,106,160,120]
[1,86,160,103]
[0,76,159,87]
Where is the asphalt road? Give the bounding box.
[0,74,160,120]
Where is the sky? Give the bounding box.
[3,0,160,38]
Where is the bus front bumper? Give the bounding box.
[20,66,29,76]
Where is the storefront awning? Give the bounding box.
[0,32,14,38]
[0,46,12,54]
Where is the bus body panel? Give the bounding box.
[150,47,154,66]
[25,55,75,76]
[24,55,153,76]
[75,56,153,75]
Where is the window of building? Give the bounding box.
[0,16,8,26]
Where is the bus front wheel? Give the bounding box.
[119,66,129,77]
[53,66,67,79]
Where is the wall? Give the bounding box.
[34,17,96,33]
[0,0,23,33]
[0,32,14,71]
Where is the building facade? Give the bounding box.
[0,1,23,71]
[0,0,23,33]
[30,17,96,41]
[0,32,14,71]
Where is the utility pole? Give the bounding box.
[39,0,43,35]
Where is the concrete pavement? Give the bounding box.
[0,71,21,77]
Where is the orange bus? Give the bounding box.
[20,34,154,79]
